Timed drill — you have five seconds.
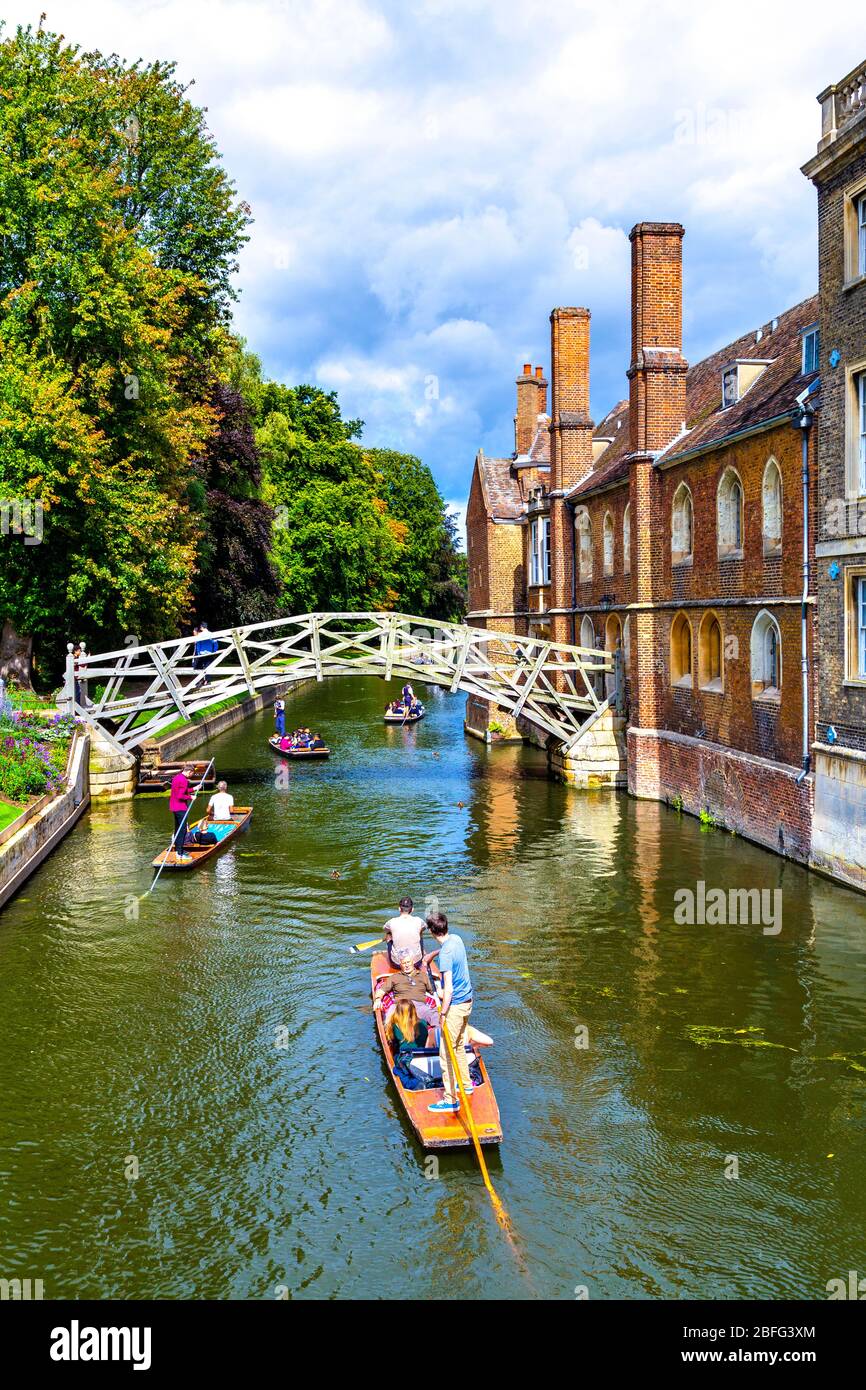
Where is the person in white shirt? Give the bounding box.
[383,896,427,968]
[204,781,234,823]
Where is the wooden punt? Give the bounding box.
[151,806,253,871]
[383,704,425,724]
[370,950,502,1150]
[268,735,330,759]
[136,760,215,796]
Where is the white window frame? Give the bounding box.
[860,372,866,497]
[801,326,819,376]
[529,517,550,586]
[717,468,744,557]
[671,483,693,564]
[602,511,614,576]
[859,576,866,679]
[860,193,866,278]
[722,366,738,409]
[844,176,866,285]
[761,457,782,554]
[750,609,782,698]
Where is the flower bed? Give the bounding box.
[0,704,76,803]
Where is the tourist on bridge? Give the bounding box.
[193,622,218,684]
[383,896,427,969]
[424,910,474,1113]
[169,764,195,862]
[274,698,286,737]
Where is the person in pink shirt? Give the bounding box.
[169,765,195,861]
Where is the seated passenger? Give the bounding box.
[310,733,326,749]
[387,1000,429,1060]
[279,734,293,751]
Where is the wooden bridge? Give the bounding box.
[66,612,617,755]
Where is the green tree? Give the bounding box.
[0,21,250,680]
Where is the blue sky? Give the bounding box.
[6,1,863,537]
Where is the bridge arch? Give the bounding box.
[68,612,615,755]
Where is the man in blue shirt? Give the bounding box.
[424,910,473,1112]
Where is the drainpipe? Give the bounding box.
[565,497,577,645]
[792,394,815,781]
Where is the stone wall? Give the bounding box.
[0,730,90,911]
[811,742,866,891]
[549,709,627,788]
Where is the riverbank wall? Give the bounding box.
[0,730,90,911]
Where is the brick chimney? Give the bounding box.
[627,223,688,454]
[549,307,593,493]
[514,363,548,456]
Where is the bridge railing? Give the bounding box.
[66,612,616,753]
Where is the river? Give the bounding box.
[1,675,865,1300]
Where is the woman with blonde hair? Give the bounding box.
[386,999,429,1061]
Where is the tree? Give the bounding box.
[191,382,281,630]
[0,21,250,680]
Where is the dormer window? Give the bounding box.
[721,359,773,409]
[722,366,739,409]
[801,324,820,375]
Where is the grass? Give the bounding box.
[134,691,250,738]
[0,799,23,833]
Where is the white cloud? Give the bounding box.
[4,0,860,504]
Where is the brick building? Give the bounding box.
[467,222,820,863]
[802,61,866,891]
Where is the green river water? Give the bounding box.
[1,676,865,1300]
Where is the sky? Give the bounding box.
[3,0,863,540]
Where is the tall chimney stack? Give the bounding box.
[514,363,548,456]
[549,307,593,493]
[627,223,688,454]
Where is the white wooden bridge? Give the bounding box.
[66,612,616,755]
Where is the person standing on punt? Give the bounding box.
[424,910,474,1114]
[169,764,195,863]
[383,896,427,969]
[274,698,286,738]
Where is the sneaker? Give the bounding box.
[428,1100,460,1113]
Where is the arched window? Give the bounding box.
[580,614,600,696]
[603,511,614,575]
[762,458,782,554]
[575,509,592,582]
[671,483,693,564]
[670,611,693,686]
[623,504,631,574]
[698,612,724,691]
[717,469,744,556]
[604,614,621,699]
[750,610,782,696]
[623,614,631,667]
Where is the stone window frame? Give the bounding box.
[750,609,782,702]
[602,510,615,576]
[761,457,783,556]
[698,610,725,693]
[575,507,593,583]
[847,360,866,499]
[843,171,866,288]
[717,467,744,559]
[622,503,631,574]
[844,565,866,687]
[670,610,693,688]
[671,482,694,565]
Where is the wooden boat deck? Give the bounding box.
[370,951,502,1150]
[151,807,252,870]
[268,735,330,759]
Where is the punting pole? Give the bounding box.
[428,967,518,1246]
[144,758,215,896]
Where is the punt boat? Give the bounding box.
[136,760,215,795]
[370,950,502,1149]
[383,703,425,724]
[268,735,330,759]
[151,806,253,871]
